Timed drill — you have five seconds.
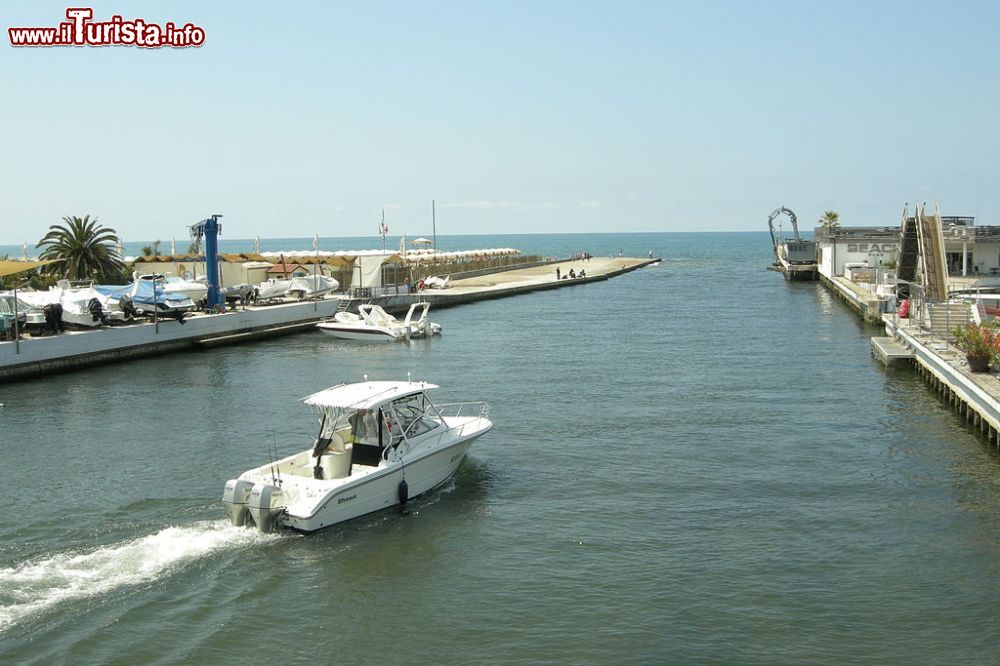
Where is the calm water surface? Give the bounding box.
[1,233,998,663]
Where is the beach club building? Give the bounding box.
[815,216,1000,280]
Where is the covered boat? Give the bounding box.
[286,274,339,299]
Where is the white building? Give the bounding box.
[817,216,998,279]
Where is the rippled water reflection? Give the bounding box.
[1,233,997,663]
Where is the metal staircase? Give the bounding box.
[927,302,973,339]
[896,209,920,298]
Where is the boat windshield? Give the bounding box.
[311,391,441,450]
[314,407,381,445]
[387,393,440,439]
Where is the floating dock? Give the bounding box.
[869,336,915,367]
[0,256,657,382]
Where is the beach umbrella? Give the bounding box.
[411,237,432,245]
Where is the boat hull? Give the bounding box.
[283,436,480,532]
[316,323,403,341]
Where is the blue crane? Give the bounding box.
[190,214,224,310]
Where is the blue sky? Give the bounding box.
[1,1,998,244]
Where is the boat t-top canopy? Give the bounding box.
[302,381,439,410]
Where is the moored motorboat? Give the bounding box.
[316,302,442,341]
[222,379,492,532]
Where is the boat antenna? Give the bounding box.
[267,428,282,487]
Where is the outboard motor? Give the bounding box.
[87,297,105,324]
[248,484,285,532]
[120,296,138,319]
[222,479,255,527]
[42,302,64,333]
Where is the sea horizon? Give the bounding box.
[0,230,776,262]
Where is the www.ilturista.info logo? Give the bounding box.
[8,8,205,48]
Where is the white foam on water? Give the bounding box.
[0,520,279,630]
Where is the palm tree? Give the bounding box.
[37,215,125,281]
[820,210,840,231]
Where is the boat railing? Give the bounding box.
[435,401,490,420]
[434,402,491,437]
[385,401,490,460]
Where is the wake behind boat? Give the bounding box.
[316,302,442,341]
[222,380,492,532]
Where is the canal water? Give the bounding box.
[1,233,997,663]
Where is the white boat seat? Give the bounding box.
[328,432,349,453]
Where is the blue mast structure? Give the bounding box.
[190,214,224,310]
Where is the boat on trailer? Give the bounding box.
[315,302,442,341]
[223,380,492,532]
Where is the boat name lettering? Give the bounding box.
[337,494,357,504]
[846,243,895,253]
[450,454,461,464]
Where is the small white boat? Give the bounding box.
[316,302,442,341]
[223,380,492,532]
[286,275,339,299]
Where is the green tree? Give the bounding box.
[820,210,840,231]
[36,215,125,281]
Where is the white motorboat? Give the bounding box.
[14,283,125,328]
[223,380,492,532]
[286,274,339,299]
[316,302,442,341]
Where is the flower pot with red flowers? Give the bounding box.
[953,323,1000,372]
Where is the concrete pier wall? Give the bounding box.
[1,257,657,382]
[821,274,1000,450]
[0,298,343,381]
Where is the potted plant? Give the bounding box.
[952,323,999,372]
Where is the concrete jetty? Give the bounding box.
[0,256,657,382]
[884,314,1000,449]
[821,274,1000,451]
[367,257,654,312]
